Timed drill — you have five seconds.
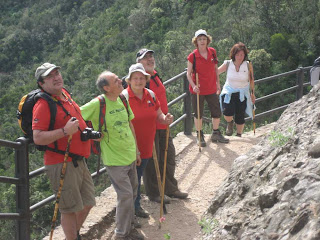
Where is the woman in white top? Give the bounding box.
[218,42,256,137]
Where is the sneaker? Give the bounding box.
[226,120,234,136]
[211,129,229,143]
[196,130,206,147]
[236,133,242,137]
[148,195,171,204]
[135,207,149,218]
[167,190,188,199]
[128,228,144,240]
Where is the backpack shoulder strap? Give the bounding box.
[192,52,196,74]
[119,91,130,119]
[121,89,129,101]
[97,95,106,132]
[34,92,57,131]
[208,47,218,63]
[145,88,156,103]
[225,60,231,79]
[226,60,231,72]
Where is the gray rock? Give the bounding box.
[202,84,320,240]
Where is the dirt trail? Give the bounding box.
[44,124,274,240]
[98,125,274,240]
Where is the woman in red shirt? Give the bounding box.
[123,63,173,219]
[187,29,229,146]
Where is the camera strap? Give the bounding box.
[43,91,85,168]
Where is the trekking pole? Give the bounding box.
[248,61,256,136]
[96,144,101,181]
[50,134,73,240]
[152,143,167,229]
[253,105,256,135]
[160,126,170,226]
[196,73,201,152]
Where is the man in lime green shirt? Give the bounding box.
[81,71,143,240]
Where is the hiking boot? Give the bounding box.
[148,195,171,204]
[196,130,206,147]
[77,231,82,240]
[133,216,141,228]
[211,129,229,143]
[167,190,188,199]
[111,234,126,240]
[128,228,144,240]
[226,120,234,136]
[135,207,149,218]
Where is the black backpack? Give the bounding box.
[17,88,87,167]
[17,89,59,150]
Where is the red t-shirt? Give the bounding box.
[149,70,168,130]
[187,47,219,95]
[128,86,160,159]
[32,89,90,165]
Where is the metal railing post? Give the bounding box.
[15,137,30,240]
[296,67,304,100]
[183,74,192,135]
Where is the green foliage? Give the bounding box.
[164,232,171,239]
[270,33,289,61]
[0,0,319,238]
[268,128,294,147]
[198,217,219,234]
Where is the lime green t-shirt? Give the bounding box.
[80,95,136,166]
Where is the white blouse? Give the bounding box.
[225,60,250,89]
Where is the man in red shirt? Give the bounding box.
[32,63,95,240]
[136,49,188,202]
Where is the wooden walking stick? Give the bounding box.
[252,105,256,135]
[152,143,167,229]
[160,126,170,226]
[50,134,73,240]
[196,73,201,152]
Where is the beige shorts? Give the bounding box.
[45,160,96,213]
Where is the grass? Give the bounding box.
[268,127,294,147]
[198,217,219,234]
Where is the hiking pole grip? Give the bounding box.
[196,73,201,152]
[49,134,73,240]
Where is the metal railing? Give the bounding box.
[0,65,313,239]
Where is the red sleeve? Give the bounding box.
[32,99,51,131]
[187,51,194,64]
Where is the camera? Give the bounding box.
[81,128,102,141]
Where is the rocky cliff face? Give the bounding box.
[203,84,320,240]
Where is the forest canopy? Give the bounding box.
[0,0,319,238]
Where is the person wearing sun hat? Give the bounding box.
[122,62,174,219]
[134,48,189,204]
[186,29,229,146]
[33,62,95,240]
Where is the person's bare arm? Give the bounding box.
[33,118,79,145]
